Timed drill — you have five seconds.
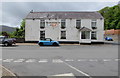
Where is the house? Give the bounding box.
[25,11,104,43]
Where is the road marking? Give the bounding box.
[114,59,120,61]
[63,61,91,77]
[25,59,36,63]
[40,47,60,48]
[52,59,63,63]
[3,59,13,62]
[78,59,87,62]
[13,59,25,63]
[1,47,16,49]
[103,59,111,62]
[1,58,119,63]
[89,59,98,62]
[52,73,75,76]
[38,59,48,63]
[1,65,17,77]
[65,59,74,62]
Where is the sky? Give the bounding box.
[0,0,120,28]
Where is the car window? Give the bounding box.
[0,37,4,41]
[45,38,51,41]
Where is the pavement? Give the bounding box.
[1,44,118,78]
[104,41,120,45]
[16,43,81,46]
[0,65,16,77]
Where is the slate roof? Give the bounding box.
[25,11,103,19]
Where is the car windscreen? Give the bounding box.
[45,38,51,41]
[0,37,4,41]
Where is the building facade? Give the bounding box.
[25,11,104,43]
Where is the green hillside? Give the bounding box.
[99,4,120,30]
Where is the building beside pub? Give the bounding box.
[25,11,104,43]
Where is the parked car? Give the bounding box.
[0,36,16,46]
[38,38,59,46]
[105,36,113,41]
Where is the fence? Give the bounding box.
[16,38,25,43]
[104,29,120,35]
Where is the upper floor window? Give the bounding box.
[91,19,97,29]
[61,31,66,39]
[40,19,45,29]
[91,31,97,40]
[61,19,66,29]
[76,20,81,29]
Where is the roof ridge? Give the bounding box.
[25,11,103,19]
[31,11,97,13]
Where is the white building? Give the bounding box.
[25,11,104,43]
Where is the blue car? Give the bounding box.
[105,37,113,41]
[38,38,59,46]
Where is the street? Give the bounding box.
[1,44,118,78]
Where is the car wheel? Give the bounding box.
[53,43,58,46]
[39,42,43,46]
[4,42,9,46]
[111,39,113,41]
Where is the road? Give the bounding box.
[1,44,119,78]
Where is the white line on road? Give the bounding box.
[25,59,36,63]
[1,58,119,63]
[38,59,48,63]
[114,59,120,61]
[0,59,2,61]
[89,59,98,62]
[52,73,75,76]
[1,65,17,77]
[103,59,111,62]
[40,47,60,48]
[3,59,13,62]
[52,59,63,63]
[63,61,91,77]
[13,59,25,63]
[65,59,74,62]
[78,59,87,62]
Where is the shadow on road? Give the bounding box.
[39,45,60,47]
[0,45,19,47]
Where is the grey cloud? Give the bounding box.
[1,2,118,27]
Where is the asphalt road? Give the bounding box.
[1,44,119,77]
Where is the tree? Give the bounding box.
[1,31,10,37]
[99,4,120,30]
[12,19,25,38]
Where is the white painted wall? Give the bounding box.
[45,19,60,41]
[25,19,40,41]
[25,18,104,43]
[91,19,104,42]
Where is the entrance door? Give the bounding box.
[80,31,91,43]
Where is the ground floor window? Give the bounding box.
[81,31,90,39]
[40,31,45,40]
[91,31,97,40]
[61,31,66,39]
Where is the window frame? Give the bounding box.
[81,31,90,39]
[61,31,66,39]
[61,19,66,29]
[40,31,45,40]
[76,19,81,29]
[91,19,97,29]
[91,31,97,40]
[40,19,45,29]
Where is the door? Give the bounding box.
[80,31,91,43]
[44,38,52,45]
